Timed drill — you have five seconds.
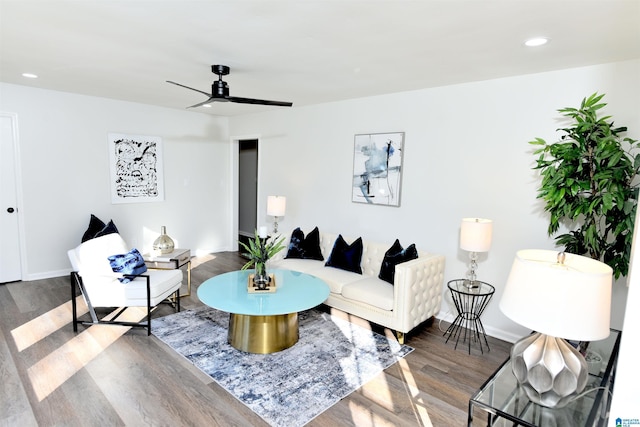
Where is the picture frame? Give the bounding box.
[108,133,164,204]
[352,132,404,207]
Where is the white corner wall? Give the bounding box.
[229,59,640,342]
[608,199,640,424]
[0,83,231,279]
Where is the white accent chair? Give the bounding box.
[68,233,182,335]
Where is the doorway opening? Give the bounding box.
[238,139,258,252]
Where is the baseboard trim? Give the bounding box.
[436,310,523,344]
[26,269,70,281]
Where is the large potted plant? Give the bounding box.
[239,230,286,289]
[530,92,640,279]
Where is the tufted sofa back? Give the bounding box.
[274,229,424,278]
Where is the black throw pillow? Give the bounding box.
[81,215,120,243]
[285,227,324,260]
[378,239,418,284]
[94,219,119,238]
[325,235,363,274]
[81,214,106,242]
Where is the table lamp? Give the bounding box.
[267,195,286,233]
[460,218,493,287]
[499,250,612,408]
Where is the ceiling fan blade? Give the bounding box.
[186,97,225,109]
[227,96,293,107]
[166,80,211,97]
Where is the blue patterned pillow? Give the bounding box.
[325,235,363,274]
[107,248,147,283]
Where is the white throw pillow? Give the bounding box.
[75,233,129,278]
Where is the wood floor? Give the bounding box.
[1,252,511,427]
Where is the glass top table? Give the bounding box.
[198,269,330,353]
[198,269,330,315]
[468,329,621,426]
[444,279,495,354]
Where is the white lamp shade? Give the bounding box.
[267,196,286,216]
[499,249,612,341]
[460,218,493,252]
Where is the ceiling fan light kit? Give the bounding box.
[167,64,293,109]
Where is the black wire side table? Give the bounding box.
[443,279,495,354]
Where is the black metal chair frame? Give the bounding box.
[70,271,180,336]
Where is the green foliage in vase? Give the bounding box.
[530,93,640,279]
[239,230,286,274]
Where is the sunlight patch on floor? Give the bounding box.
[11,296,88,352]
[360,373,394,410]
[190,253,217,268]
[397,357,433,426]
[347,400,398,427]
[26,307,146,402]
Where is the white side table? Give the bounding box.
[143,249,191,297]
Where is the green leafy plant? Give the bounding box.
[239,230,286,276]
[530,92,640,279]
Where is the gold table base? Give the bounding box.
[228,312,298,354]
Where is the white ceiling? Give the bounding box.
[1,1,639,116]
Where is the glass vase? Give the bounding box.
[153,226,175,254]
[253,261,270,290]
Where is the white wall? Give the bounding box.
[0,83,231,280]
[608,202,640,425]
[229,60,640,341]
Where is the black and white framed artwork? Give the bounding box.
[108,133,164,204]
[352,132,404,207]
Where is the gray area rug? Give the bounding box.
[151,306,413,427]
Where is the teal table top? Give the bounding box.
[197,269,330,316]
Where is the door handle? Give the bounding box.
[7,207,15,213]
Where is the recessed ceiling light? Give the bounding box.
[202,104,212,108]
[22,72,38,78]
[524,37,549,47]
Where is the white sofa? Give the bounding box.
[270,230,445,343]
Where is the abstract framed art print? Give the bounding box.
[352,132,404,207]
[108,133,164,204]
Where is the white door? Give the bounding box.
[0,113,22,283]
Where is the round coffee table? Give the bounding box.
[197,269,330,354]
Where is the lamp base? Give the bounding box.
[511,332,588,408]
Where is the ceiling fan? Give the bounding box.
[167,65,293,108]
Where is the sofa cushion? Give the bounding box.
[378,239,418,284]
[342,277,394,311]
[272,258,325,276]
[108,248,148,283]
[84,269,183,307]
[285,226,324,260]
[306,265,365,294]
[325,235,363,274]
